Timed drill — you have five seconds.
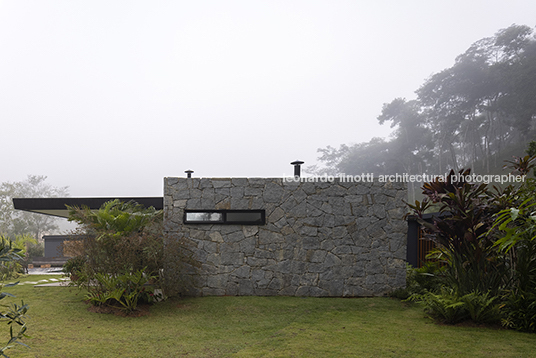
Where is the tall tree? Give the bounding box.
[0,175,69,241]
[315,24,536,186]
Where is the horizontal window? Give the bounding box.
[184,210,265,225]
[185,212,223,223]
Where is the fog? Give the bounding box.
[1,1,535,197]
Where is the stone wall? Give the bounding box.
[163,177,407,297]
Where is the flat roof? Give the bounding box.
[12,197,163,219]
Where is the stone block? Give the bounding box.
[239,237,256,255]
[231,266,250,279]
[237,280,255,295]
[269,207,285,222]
[295,286,311,296]
[230,198,250,209]
[263,182,285,203]
[213,179,232,188]
[365,260,384,275]
[227,231,245,243]
[302,236,320,250]
[254,249,274,259]
[221,252,244,265]
[207,274,227,288]
[209,231,224,242]
[288,201,307,217]
[309,286,328,297]
[324,252,342,267]
[279,286,298,296]
[300,225,318,236]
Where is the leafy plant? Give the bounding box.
[62,255,87,285]
[407,169,509,296]
[67,199,197,303]
[0,241,29,357]
[390,263,445,299]
[501,291,536,333]
[86,269,157,313]
[460,291,501,324]
[0,236,24,281]
[410,288,501,325]
[411,287,469,324]
[85,289,110,307]
[68,199,163,240]
[0,294,29,358]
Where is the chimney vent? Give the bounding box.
[185,170,194,178]
[290,160,304,177]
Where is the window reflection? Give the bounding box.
[185,212,223,222]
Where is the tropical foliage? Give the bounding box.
[85,269,159,313]
[405,151,536,332]
[0,238,29,357]
[65,200,165,310]
[0,235,38,279]
[65,199,193,313]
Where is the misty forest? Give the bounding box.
[313,24,536,200]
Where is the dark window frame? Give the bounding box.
[183,209,266,225]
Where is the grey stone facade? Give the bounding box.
[164,177,407,297]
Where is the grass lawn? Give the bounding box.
[2,275,534,358]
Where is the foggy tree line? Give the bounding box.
[314,24,536,198]
[0,175,68,241]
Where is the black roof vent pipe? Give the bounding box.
[185,170,194,178]
[291,160,304,177]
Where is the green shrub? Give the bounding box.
[501,291,536,333]
[412,287,469,324]
[407,169,510,296]
[0,236,27,279]
[390,263,445,299]
[86,269,158,313]
[411,288,501,325]
[405,152,536,331]
[460,291,501,324]
[62,256,87,285]
[67,199,198,303]
[62,256,86,276]
[0,241,29,356]
[25,241,44,259]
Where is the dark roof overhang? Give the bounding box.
[12,197,163,219]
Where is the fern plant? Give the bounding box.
[412,287,469,324]
[460,291,501,324]
[410,288,501,325]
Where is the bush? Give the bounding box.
[66,199,197,311]
[390,263,445,300]
[62,256,87,284]
[501,291,536,333]
[410,288,501,325]
[407,169,510,296]
[25,241,44,259]
[0,234,39,278]
[407,154,536,332]
[0,240,29,356]
[461,291,501,324]
[412,287,469,324]
[67,199,165,284]
[86,269,159,313]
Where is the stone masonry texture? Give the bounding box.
[163,177,407,297]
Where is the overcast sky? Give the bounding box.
[1,1,535,197]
